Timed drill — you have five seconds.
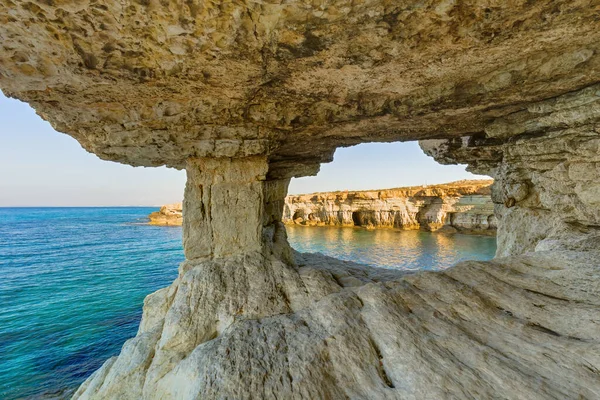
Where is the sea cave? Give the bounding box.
[1,1,599,398]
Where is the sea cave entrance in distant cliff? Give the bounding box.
[292,210,303,221]
[351,211,362,226]
[284,141,497,269]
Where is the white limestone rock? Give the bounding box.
[283,180,496,235]
[73,248,600,400]
[1,3,599,398]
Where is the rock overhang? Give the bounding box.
[1,0,600,178]
[4,3,600,398]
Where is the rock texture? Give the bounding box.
[420,84,600,257]
[1,1,600,399]
[148,203,182,226]
[149,180,497,234]
[74,247,600,400]
[1,1,600,178]
[284,179,496,234]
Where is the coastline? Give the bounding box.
[283,179,496,235]
[147,180,497,236]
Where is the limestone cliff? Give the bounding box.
[148,203,182,226]
[283,180,496,234]
[2,2,600,399]
[149,181,496,234]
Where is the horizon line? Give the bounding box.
[0,205,164,208]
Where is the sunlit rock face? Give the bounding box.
[2,1,600,399]
[283,180,496,234]
[148,203,182,226]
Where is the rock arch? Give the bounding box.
[1,1,599,398]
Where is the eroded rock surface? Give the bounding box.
[284,179,496,234]
[72,150,600,400]
[1,1,599,399]
[148,203,182,226]
[1,1,600,178]
[420,85,600,257]
[74,247,600,399]
[149,180,497,234]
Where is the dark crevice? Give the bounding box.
[496,306,514,317]
[368,337,395,389]
[327,272,345,288]
[351,211,362,226]
[526,322,561,337]
[522,288,574,303]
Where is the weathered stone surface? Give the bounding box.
[148,203,182,226]
[420,86,600,256]
[149,180,497,234]
[72,129,600,399]
[74,248,600,400]
[1,1,600,178]
[1,2,600,399]
[283,179,496,234]
[181,156,293,265]
[71,82,600,397]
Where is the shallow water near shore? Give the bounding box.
[0,208,496,399]
[285,225,497,271]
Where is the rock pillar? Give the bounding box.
[182,156,292,261]
[75,142,600,400]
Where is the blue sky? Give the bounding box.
[0,92,487,206]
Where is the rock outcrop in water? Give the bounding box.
[2,2,600,399]
[148,203,182,226]
[284,180,496,234]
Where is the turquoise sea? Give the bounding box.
[0,208,496,399]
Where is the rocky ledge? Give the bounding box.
[283,179,496,235]
[148,203,183,226]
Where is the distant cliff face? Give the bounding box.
[148,203,183,226]
[150,181,496,233]
[283,180,496,235]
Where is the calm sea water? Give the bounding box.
[0,208,496,399]
[286,225,497,271]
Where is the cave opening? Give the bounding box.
[352,211,362,226]
[284,141,496,271]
